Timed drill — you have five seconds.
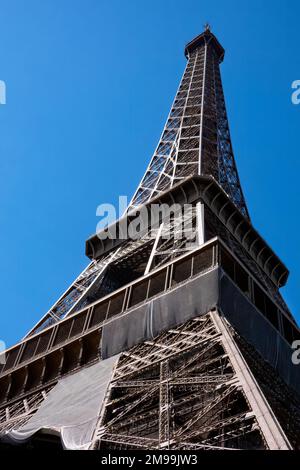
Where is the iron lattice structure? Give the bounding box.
[95,313,291,450]
[24,28,251,338]
[129,27,249,219]
[0,27,299,450]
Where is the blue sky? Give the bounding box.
[0,0,299,347]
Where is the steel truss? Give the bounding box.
[0,385,54,434]
[25,29,250,338]
[26,236,155,336]
[129,30,249,219]
[92,312,290,450]
[27,204,200,336]
[233,330,300,449]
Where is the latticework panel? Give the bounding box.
[129,31,249,220]
[26,235,156,337]
[93,313,282,450]
[0,386,54,434]
[234,332,300,450]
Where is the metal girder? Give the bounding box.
[91,311,291,450]
[128,29,249,219]
[159,360,170,447]
[212,311,291,450]
[0,386,54,434]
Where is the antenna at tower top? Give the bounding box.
[204,23,211,32]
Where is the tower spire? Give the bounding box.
[128,28,249,219]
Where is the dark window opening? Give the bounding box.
[264,296,279,330]
[20,337,39,364]
[220,248,235,279]
[148,269,167,298]
[2,347,20,372]
[69,313,86,338]
[129,280,149,308]
[107,292,126,319]
[193,247,213,275]
[235,263,250,296]
[254,282,279,331]
[253,283,265,313]
[89,301,109,328]
[53,319,73,346]
[172,257,192,286]
[35,330,52,355]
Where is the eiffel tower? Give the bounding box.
[1,26,300,450]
